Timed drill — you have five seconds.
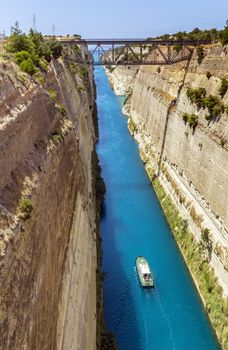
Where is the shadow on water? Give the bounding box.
[99,156,142,350]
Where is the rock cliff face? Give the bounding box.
[105,66,138,96]
[107,45,228,295]
[0,48,100,349]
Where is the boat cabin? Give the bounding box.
[141,265,151,280]
[143,273,152,280]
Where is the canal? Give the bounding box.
[95,66,219,350]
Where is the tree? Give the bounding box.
[5,24,63,75]
[19,58,37,75]
[192,27,200,34]
[15,50,30,64]
[11,21,21,35]
[6,32,31,53]
[219,26,228,46]
[48,41,63,59]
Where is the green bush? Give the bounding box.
[203,95,224,120]
[37,58,48,72]
[188,114,198,128]
[19,197,33,219]
[47,41,63,59]
[79,65,87,80]
[70,63,87,80]
[128,117,136,134]
[182,113,189,124]
[51,133,62,145]
[218,78,228,98]
[51,128,63,145]
[196,46,204,64]
[77,85,85,92]
[6,33,32,53]
[181,113,198,129]
[203,95,219,113]
[20,58,37,75]
[212,103,224,117]
[219,26,228,46]
[14,50,45,75]
[70,62,79,74]
[107,66,115,73]
[73,44,82,54]
[6,24,63,76]
[186,87,206,108]
[151,26,228,47]
[14,50,30,64]
[48,88,57,101]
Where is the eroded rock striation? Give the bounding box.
[0,47,102,349]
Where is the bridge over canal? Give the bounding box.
[58,38,211,65]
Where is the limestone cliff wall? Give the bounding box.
[0,48,100,349]
[105,66,138,95]
[107,45,228,295]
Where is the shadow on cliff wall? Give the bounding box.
[157,100,174,175]
[157,60,191,175]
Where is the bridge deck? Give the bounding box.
[58,38,212,65]
[58,38,211,45]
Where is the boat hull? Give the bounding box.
[136,256,154,288]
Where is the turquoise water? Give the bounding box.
[95,66,220,350]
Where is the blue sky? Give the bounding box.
[1,0,227,37]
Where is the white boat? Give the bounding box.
[136,256,154,287]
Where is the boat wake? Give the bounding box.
[153,288,177,350]
[134,269,150,350]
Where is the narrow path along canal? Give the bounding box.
[95,66,220,350]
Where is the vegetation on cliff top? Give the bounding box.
[150,25,228,45]
[5,22,62,75]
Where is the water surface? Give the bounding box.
[95,66,219,350]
